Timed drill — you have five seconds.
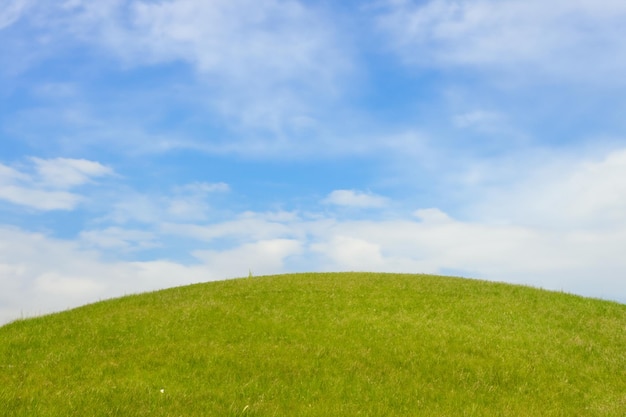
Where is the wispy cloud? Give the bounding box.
[378,0,626,82]
[31,157,113,188]
[79,227,159,251]
[32,0,349,132]
[452,110,504,131]
[0,0,29,30]
[106,182,229,224]
[0,186,81,211]
[0,158,113,210]
[324,189,389,208]
[161,211,304,243]
[2,0,358,157]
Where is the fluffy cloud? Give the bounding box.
[4,197,626,325]
[2,220,626,326]
[473,148,626,229]
[0,227,192,323]
[311,235,385,270]
[3,146,626,325]
[193,238,303,277]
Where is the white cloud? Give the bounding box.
[0,185,81,210]
[0,225,306,324]
[311,235,385,270]
[168,182,229,219]
[3,197,626,326]
[79,227,159,251]
[0,1,356,160]
[473,147,626,230]
[0,0,30,30]
[304,211,626,303]
[324,189,389,208]
[162,214,301,242]
[4,147,626,326]
[108,194,164,224]
[35,273,106,298]
[131,0,348,131]
[452,109,504,131]
[378,0,626,82]
[0,164,28,184]
[126,0,342,81]
[31,157,113,188]
[176,182,229,194]
[0,158,113,211]
[413,208,452,223]
[108,182,229,224]
[30,0,350,132]
[193,238,303,277]
[0,226,233,324]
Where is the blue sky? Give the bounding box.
[2,0,626,323]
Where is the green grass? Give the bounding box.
[1,272,625,416]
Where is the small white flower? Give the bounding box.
[160,389,165,393]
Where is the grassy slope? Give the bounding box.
[1,272,625,416]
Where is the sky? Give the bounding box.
[2,0,626,324]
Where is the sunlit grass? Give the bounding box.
[1,272,625,416]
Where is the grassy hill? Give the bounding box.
[1,272,625,416]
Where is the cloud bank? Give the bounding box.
[2,146,626,324]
